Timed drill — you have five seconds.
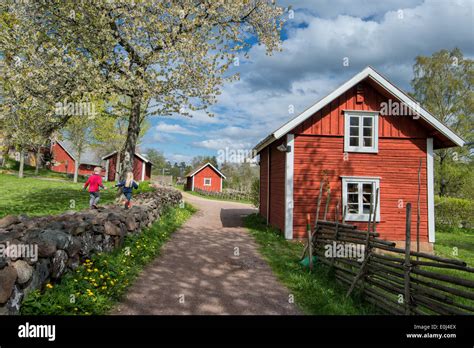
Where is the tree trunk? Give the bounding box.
[438,150,447,196]
[122,94,142,179]
[34,147,41,176]
[18,148,25,178]
[73,152,80,183]
[115,151,121,181]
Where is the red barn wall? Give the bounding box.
[51,143,75,174]
[145,163,152,181]
[133,157,143,182]
[293,136,428,242]
[192,166,222,192]
[51,143,104,176]
[105,153,150,182]
[290,82,429,243]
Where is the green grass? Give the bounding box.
[21,204,196,315]
[1,159,87,181]
[0,173,154,218]
[435,226,474,267]
[244,213,378,315]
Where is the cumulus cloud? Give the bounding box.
[154,122,197,135]
[147,0,474,162]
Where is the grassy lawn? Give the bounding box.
[0,173,154,218]
[435,226,474,268]
[244,213,378,315]
[21,204,196,315]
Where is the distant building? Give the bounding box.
[185,162,226,192]
[50,140,105,176]
[102,151,152,182]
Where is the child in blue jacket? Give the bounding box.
[115,172,139,209]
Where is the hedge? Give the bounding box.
[435,196,474,229]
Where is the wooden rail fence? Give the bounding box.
[302,181,474,315]
[194,188,251,202]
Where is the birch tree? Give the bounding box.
[2,0,284,176]
[412,48,473,196]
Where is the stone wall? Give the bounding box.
[0,188,182,314]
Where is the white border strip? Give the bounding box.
[285,134,294,240]
[427,138,435,243]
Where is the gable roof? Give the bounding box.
[253,66,465,153]
[186,162,226,179]
[101,151,153,165]
[56,140,103,166]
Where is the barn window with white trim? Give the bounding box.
[342,177,380,222]
[204,178,212,186]
[344,111,379,153]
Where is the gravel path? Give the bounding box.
[112,191,300,315]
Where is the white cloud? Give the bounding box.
[192,138,253,151]
[154,122,197,135]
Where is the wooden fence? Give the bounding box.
[194,188,251,202]
[302,182,474,315]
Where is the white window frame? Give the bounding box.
[342,176,381,222]
[203,177,212,186]
[344,111,379,153]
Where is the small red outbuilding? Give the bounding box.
[102,151,152,182]
[50,140,105,177]
[186,162,226,192]
[253,66,465,252]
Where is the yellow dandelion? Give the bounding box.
[46,283,53,289]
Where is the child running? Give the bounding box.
[83,167,107,209]
[115,171,139,209]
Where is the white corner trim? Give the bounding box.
[427,138,435,243]
[266,147,270,225]
[285,134,294,240]
[220,177,223,192]
[105,159,109,181]
[191,176,195,191]
[141,161,146,181]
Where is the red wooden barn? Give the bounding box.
[186,162,226,192]
[253,67,464,252]
[50,140,105,176]
[102,151,152,182]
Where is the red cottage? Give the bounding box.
[253,67,464,252]
[186,162,226,192]
[50,140,105,176]
[102,151,152,182]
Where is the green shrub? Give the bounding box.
[435,196,474,229]
[250,178,260,208]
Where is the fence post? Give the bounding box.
[404,202,412,315]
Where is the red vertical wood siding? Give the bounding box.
[290,82,429,241]
[268,139,286,233]
[51,143,104,176]
[104,153,151,182]
[293,136,428,241]
[191,166,222,192]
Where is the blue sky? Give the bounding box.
[140,0,474,164]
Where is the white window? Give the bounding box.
[344,111,379,153]
[342,177,380,222]
[204,178,212,186]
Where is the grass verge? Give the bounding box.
[0,174,154,218]
[244,213,378,315]
[20,203,196,315]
